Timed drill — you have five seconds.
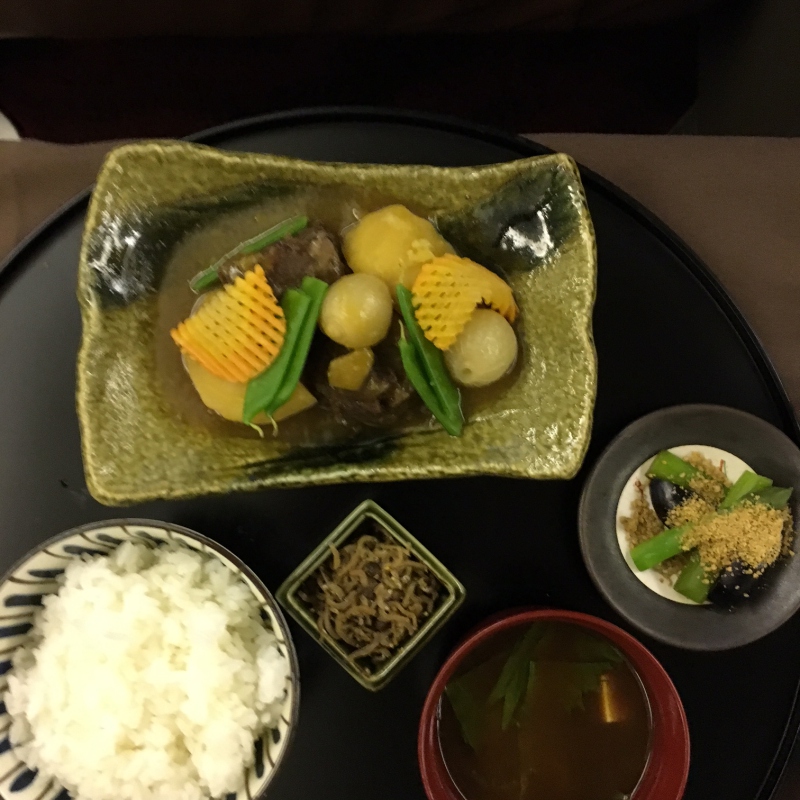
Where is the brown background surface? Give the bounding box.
[1,134,798,416]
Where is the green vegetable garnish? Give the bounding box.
[268,277,328,413]
[395,284,463,436]
[190,268,224,293]
[190,215,309,293]
[630,524,689,571]
[719,470,773,510]
[242,289,310,425]
[447,625,623,752]
[242,276,328,426]
[752,486,793,509]
[646,450,701,488]
[674,550,713,603]
[398,328,461,437]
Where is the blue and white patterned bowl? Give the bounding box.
[0,519,299,800]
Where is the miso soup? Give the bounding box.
[438,622,651,800]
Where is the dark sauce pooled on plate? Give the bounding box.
[438,622,651,800]
[154,186,521,448]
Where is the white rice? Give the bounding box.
[5,542,290,800]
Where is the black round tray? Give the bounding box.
[1,108,799,800]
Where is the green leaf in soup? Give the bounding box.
[549,629,622,714]
[489,625,542,703]
[570,630,624,666]
[489,624,546,730]
[541,660,615,715]
[445,675,486,751]
[500,660,531,731]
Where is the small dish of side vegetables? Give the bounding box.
[276,500,465,690]
[618,445,795,606]
[579,405,800,650]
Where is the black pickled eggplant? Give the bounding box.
[708,560,763,607]
[648,478,692,526]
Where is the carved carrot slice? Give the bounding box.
[411,254,517,351]
[171,265,285,383]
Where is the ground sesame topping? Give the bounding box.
[680,501,784,575]
[666,495,716,528]
[683,452,732,486]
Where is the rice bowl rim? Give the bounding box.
[0,517,301,800]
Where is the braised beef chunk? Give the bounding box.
[319,369,414,428]
[307,318,417,429]
[216,251,262,285]
[217,224,346,296]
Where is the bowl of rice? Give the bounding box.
[0,519,299,800]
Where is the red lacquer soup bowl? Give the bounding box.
[418,609,690,800]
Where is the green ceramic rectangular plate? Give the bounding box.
[276,499,466,690]
[77,141,597,505]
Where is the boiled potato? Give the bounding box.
[319,274,393,349]
[184,355,316,424]
[272,384,318,422]
[343,204,455,292]
[444,309,518,387]
[328,348,375,391]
